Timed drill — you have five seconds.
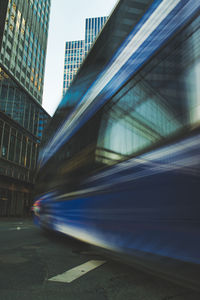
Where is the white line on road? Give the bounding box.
[49,260,106,283]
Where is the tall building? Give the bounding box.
[62,16,107,95]
[0,0,50,103]
[0,0,51,216]
[63,40,85,94]
[85,17,107,55]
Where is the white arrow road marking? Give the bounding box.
[49,260,106,283]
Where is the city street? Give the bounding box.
[1,2,200,300]
[0,218,200,300]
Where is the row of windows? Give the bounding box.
[63,81,72,89]
[85,17,107,32]
[0,54,42,102]
[4,31,45,72]
[0,188,32,217]
[85,35,98,45]
[2,0,49,102]
[8,6,48,32]
[65,56,83,62]
[65,55,84,60]
[0,118,38,173]
[64,63,82,69]
[66,49,84,55]
[63,72,80,90]
[30,0,50,12]
[65,40,84,49]
[5,14,45,67]
[85,17,107,45]
[59,12,200,180]
[96,15,200,164]
[62,18,107,94]
[33,9,49,31]
[63,41,84,91]
[4,40,44,79]
[13,0,50,33]
[64,71,78,79]
[0,68,49,138]
[64,73,77,80]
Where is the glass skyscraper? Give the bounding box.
[0,0,50,103]
[0,0,51,216]
[85,17,107,55]
[63,40,85,95]
[62,17,107,95]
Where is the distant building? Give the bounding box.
[62,16,107,96]
[0,0,51,216]
[63,40,85,95]
[85,17,107,55]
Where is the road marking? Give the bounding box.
[49,260,106,283]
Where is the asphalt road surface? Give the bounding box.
[0,218,199,300]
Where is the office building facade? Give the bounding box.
[62,17,107,95]
[0,0,51,216]
[0,0,50,103]
[85,16,107,55]
[63,40,85,95]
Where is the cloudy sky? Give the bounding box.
[42,0,119,116]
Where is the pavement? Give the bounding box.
[0,218,200,300]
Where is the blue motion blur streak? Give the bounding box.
[39,0,200,167]
[37,132,200,266]
[57,132,200,203]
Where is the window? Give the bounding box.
[21,137,26,166]
[96,15,200,166]
[2,125,10,159]
[8,134,16,161]
[15,136,21,164]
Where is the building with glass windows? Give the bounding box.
[0,0,51,216]
[63,40,85,95]
[0,0,50,103]
[85,16,107,55]
[62,17,107,95]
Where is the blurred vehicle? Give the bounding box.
[33,0,200,290]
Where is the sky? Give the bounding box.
[42,0,119,116]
